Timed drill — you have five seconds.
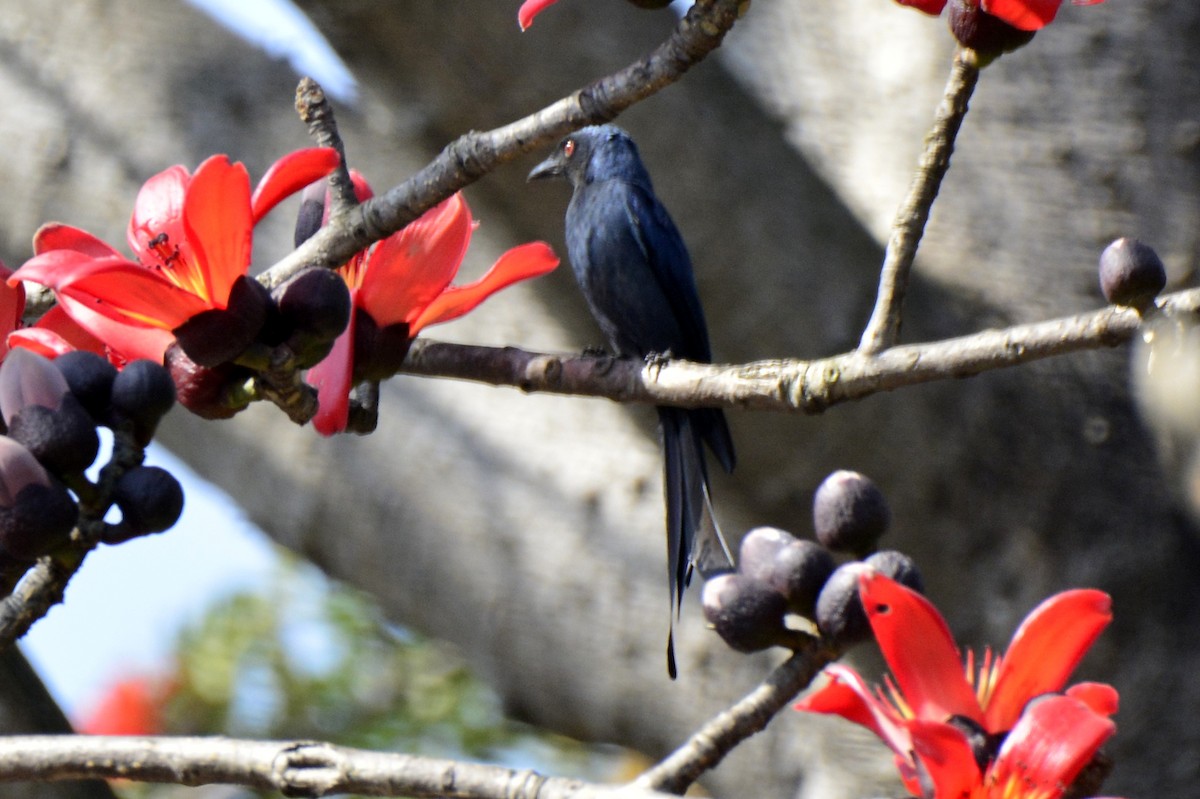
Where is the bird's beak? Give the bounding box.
[527,153,564,182]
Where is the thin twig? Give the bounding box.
[635,644,838,794]
[858,48,980,354]
[258,0,746,290]
[0,736,675,799]
[399,290,1195,414]
[294,77,359,218]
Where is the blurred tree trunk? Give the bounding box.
[0,1,1195,798]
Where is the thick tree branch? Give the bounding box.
[259,0,746,289]
[0,736,675,799]
[858,48,980,354]
[401,291,1194,413]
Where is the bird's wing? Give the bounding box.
[622,183,714,363]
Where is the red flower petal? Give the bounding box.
[990,694,1115,797]
[357,193,473,327]
[52,293,174,363]
[182,155,252,307]
[76,677,165,736]
[985,589,1111,731]
[0,262,23,360]
[980,0,1060,29]
[894,0,950,16]
[1066,681,1120,718]
[410,240,559,334]
[859,572,984,725]
[308,304,357,436]
[34,224,123,259]
[128,164,190,261]
[794,665,916,760]
[6,327,76,359]
[518,0,560,29]
[250,146,340,224]
[906,719,982,799]
[16,251,208,331]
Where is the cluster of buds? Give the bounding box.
[702,470,923,653]
[0,348,182,571]
[165,265,350,420]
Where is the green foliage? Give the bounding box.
[117,554,617,798]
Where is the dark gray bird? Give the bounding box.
[529,124,735,677]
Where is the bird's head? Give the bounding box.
[527,124,650,189]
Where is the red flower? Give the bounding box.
[308,189,559,435]
[76,675,170,736]
[796,573,1117,797]
[897,0,1105,31]
[518,0,561,29]
[11,148,339,364]
[909,692,1117,798]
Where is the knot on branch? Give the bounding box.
[270,741,349,797]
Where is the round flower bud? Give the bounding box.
[737,526,796,579]
[0,481,79,560]
[0,349,99,475]
[54,351,117,422]
[864,549,925,595]
[0,437,78,560]
[947,0,1035,61]
[813,470,891,555]
[104,466,184,543]
[163,346,250,421]
[766,539,836,619]
[270,267,352,367]
[111,360,177,443]
[7,394,100,477]
[1099,237,1166,310]
[815,562,872,648]
[701,572,791,653]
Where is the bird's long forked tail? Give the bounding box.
[660,407,734,679]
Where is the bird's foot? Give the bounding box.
[644,350,673,378]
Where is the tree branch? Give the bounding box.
[258,0,747,289]
[400,290,1194,414]
[858,48,980,354]
[636,643,837,795]
[0,736,676,799]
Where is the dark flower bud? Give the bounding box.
[0,437,77,560]
[7,395,99,477]
[701,572,794,653]
[737,526,795,578]
[269,267,352,367]
[294,181,327,248]
[766,539,836,619]
[815,562,872,648]
[111,360,177,444]
[54,351,117,422]
[813,470,891,555]
[352,313,414,381]
[172,275,273,367]
[163,346,251,421]
[0,349,99,475]
[103,465,184,543]
[864,549,925,595]
[1099,237,1166,310]
[947,0,1035,62]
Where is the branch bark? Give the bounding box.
[259,0,747,289]
[399,291,1187,414]
[0,736,674,799]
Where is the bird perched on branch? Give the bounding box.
[529,124,735,677]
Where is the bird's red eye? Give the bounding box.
[563,139,576,158]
